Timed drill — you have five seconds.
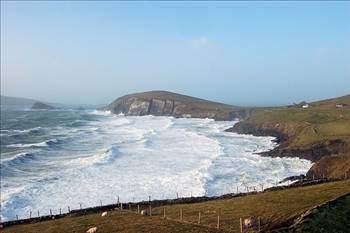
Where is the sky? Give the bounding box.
[1,1,350,106]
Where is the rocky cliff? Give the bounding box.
[105,91,249,120]
[226,94,350,180]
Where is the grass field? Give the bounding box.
[235,95,350,179]
[248,107,350,149]
[3,180,350,233]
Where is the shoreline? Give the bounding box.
[225,119,348,180]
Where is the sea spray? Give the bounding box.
[0,110,312,221]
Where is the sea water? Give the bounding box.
[0,109,312,221]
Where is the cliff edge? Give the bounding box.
[226,94,350,179]
[105,90,249,120]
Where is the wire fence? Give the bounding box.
[2,175,349,230]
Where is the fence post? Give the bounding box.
[198,211,201,224]
[217,215,220,229]
[50,209,52,216]
[37,210,40,217]
[60,208,62,215]
[258,216,261,232]
[68,206,70,213]
[180,208,183,221]
[80,203,82,210]
[240,217,243,233]
[29,210,32,219]
[129,203,131,210]
[117,196,119,204]
[163,207,166,218]
[149,195,151,202]
[176,192,179,199]
[137,204,140,214]
[149,204,152,216]
[16,215,19,220]
[120,203,123,210]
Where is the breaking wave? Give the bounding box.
[0,111,312,221]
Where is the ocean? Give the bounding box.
[0,109,312,221]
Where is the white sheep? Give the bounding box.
[101,211,108,217]
[86,226,97,233]
[244,218,252,227]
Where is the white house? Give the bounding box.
[302,104,309,109]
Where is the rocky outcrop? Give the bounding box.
[307,153,350,179]
[226,121,292,144]
[105,91,249,120]
[228,121,347,162]
[31,102,55,110]
[259,139,346,162]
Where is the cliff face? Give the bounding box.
[105,91,248,120]
[307,153,350,179]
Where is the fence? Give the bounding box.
[2,175,349,230]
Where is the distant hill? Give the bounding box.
[1,95,37,106]
[31,102,55,110]
[105,90,248,120]
[311,94,350,109]
[1,95,105,110]
[1,96,38,110]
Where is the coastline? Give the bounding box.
[225,119,349,180]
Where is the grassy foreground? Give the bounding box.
[283,193,350,233]
[3,180,350,233]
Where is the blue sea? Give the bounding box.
[0,109,312,221]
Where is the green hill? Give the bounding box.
[105,90,247,120]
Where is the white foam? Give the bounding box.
[6,139,60,148]
[0,115,312,221]
[89,110,112,116]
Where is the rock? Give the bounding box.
[280,175,306,184]
[105,90,247,120]
[128,99,149,115]
[31,102,55,110]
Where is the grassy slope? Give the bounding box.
[248,107,350,149]
[238,95,350,179]
[4,180,350,233]
[283,193,350,233]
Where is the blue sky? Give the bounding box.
[1,1,350,106]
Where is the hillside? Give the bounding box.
[31,102,55,110]
[228,94,350,180]
[105,90,248,120]
[3,180,350,233]
[280,193,350,233]
[311,94,350,109]
[1,96,37,110]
